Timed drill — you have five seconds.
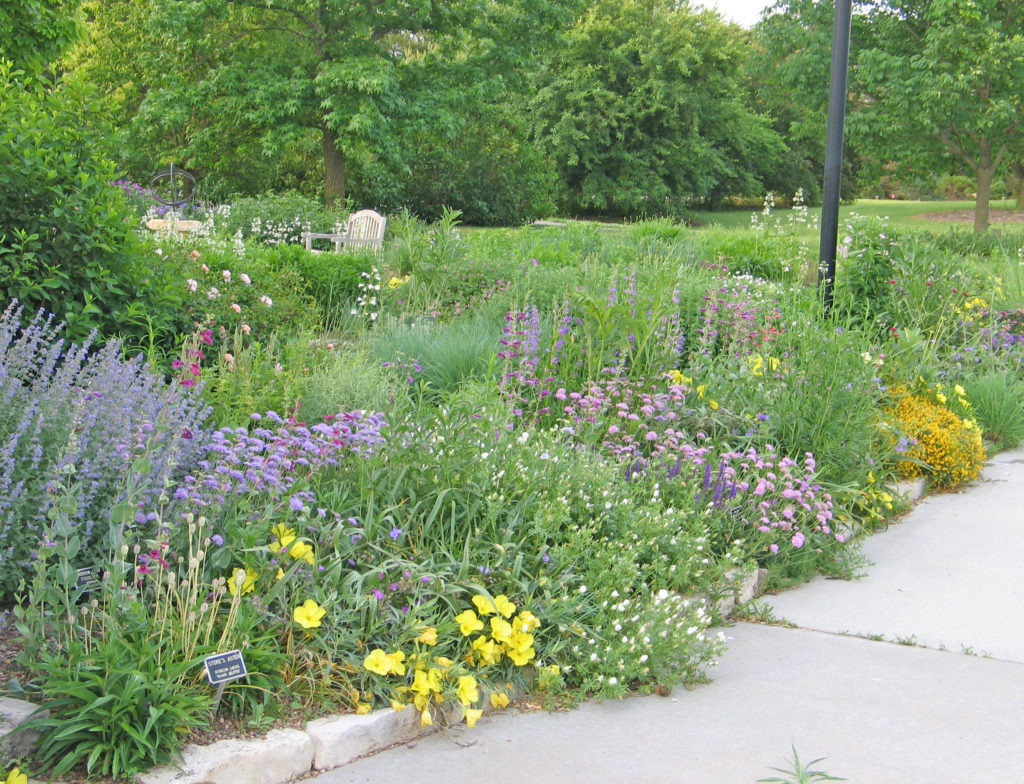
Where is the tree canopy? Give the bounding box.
[531,0,785,217]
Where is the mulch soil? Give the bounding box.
[919,209,1024,223]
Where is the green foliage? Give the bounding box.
[532,0,785,217]
[758,745,846,784]
[0,65,173,344]
[961,373,1024,449]
[374,316,500,398]
[278,244,372,325]
[0,2,83,74]
[936,174,975,200]
[854,0,1024,231]
[212,192,347,245]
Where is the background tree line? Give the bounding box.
[1,0,1022,227]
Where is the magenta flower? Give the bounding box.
[791,532,805,548]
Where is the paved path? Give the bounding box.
[313,449,1024,783]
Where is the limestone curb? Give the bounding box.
[2,689,519,784]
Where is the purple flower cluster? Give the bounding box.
[0,301,211,596]
[696,282,784,359]
[169,410,387,512]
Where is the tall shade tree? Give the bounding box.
[531,0,785,217]
[0,0,82,74]
[855,0,1024,231]
[746,0,874,203]
[75,0,578,206]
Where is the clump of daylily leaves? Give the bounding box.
[361,593,546,728]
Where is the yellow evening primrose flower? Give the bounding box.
[494,594,516,618]
[747,354,764,376]
[289,539,315,564]
[465,708,483,728]
[489,691,510,709]
[514,610,541,634]
[489,616,513,643]
[390,699,406,712]
[293,599,326,629]
[472,594,497,616]
[416,626,438,645]
[507,644,536,666]
[4,769,27,784]
[954,384,966,397]
[268,524,296,553]
[709,399,720,410]
[364,649,391,675]
[936,392,947,404]
[508,630,534,653]
[456,674,479,706]
[355,702,372,715]
[472,635,502,666]
[420,708,433,727]
[385,651,407,676]
[454,609,484,636]
[276,568,285,580]
[227,567,257,596]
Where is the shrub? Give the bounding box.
[0,301,210,599]
[0,65,163,343]
[209,191,347,245]
[935,174,974,200]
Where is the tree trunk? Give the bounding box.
[1015,162,1024,210]
[323,126,346,207]
[974,164,993,233]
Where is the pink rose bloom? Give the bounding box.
[240,273,251,285]
[241,323,251,335]
[231,303,242,313]
[191,250,201,260]
[201,263,210,272]
[222,270,231,282]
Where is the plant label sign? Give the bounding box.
[204,650,248,685]
[76,566,101,591]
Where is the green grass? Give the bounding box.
[691,198,1020,237]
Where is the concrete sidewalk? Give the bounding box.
[313,448,1024,784]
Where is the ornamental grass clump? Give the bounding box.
[886,386,986,489]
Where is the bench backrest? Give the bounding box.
[346,209,387,250]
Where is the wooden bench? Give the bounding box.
[302,209,386,253]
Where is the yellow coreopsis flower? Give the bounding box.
[456,674,479,706]
[416,626,438,645]
[227,567,257,596]
[489,691,510,709]
[293,599,326,629]
[465,708,483,728]
[268,524,296,553]
[4,769,27,784]
[667,369,692,386]
[289,539,315,564]
[454,609,484,636]
[489,616,512,643]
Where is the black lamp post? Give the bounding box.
[818,0,853,314]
